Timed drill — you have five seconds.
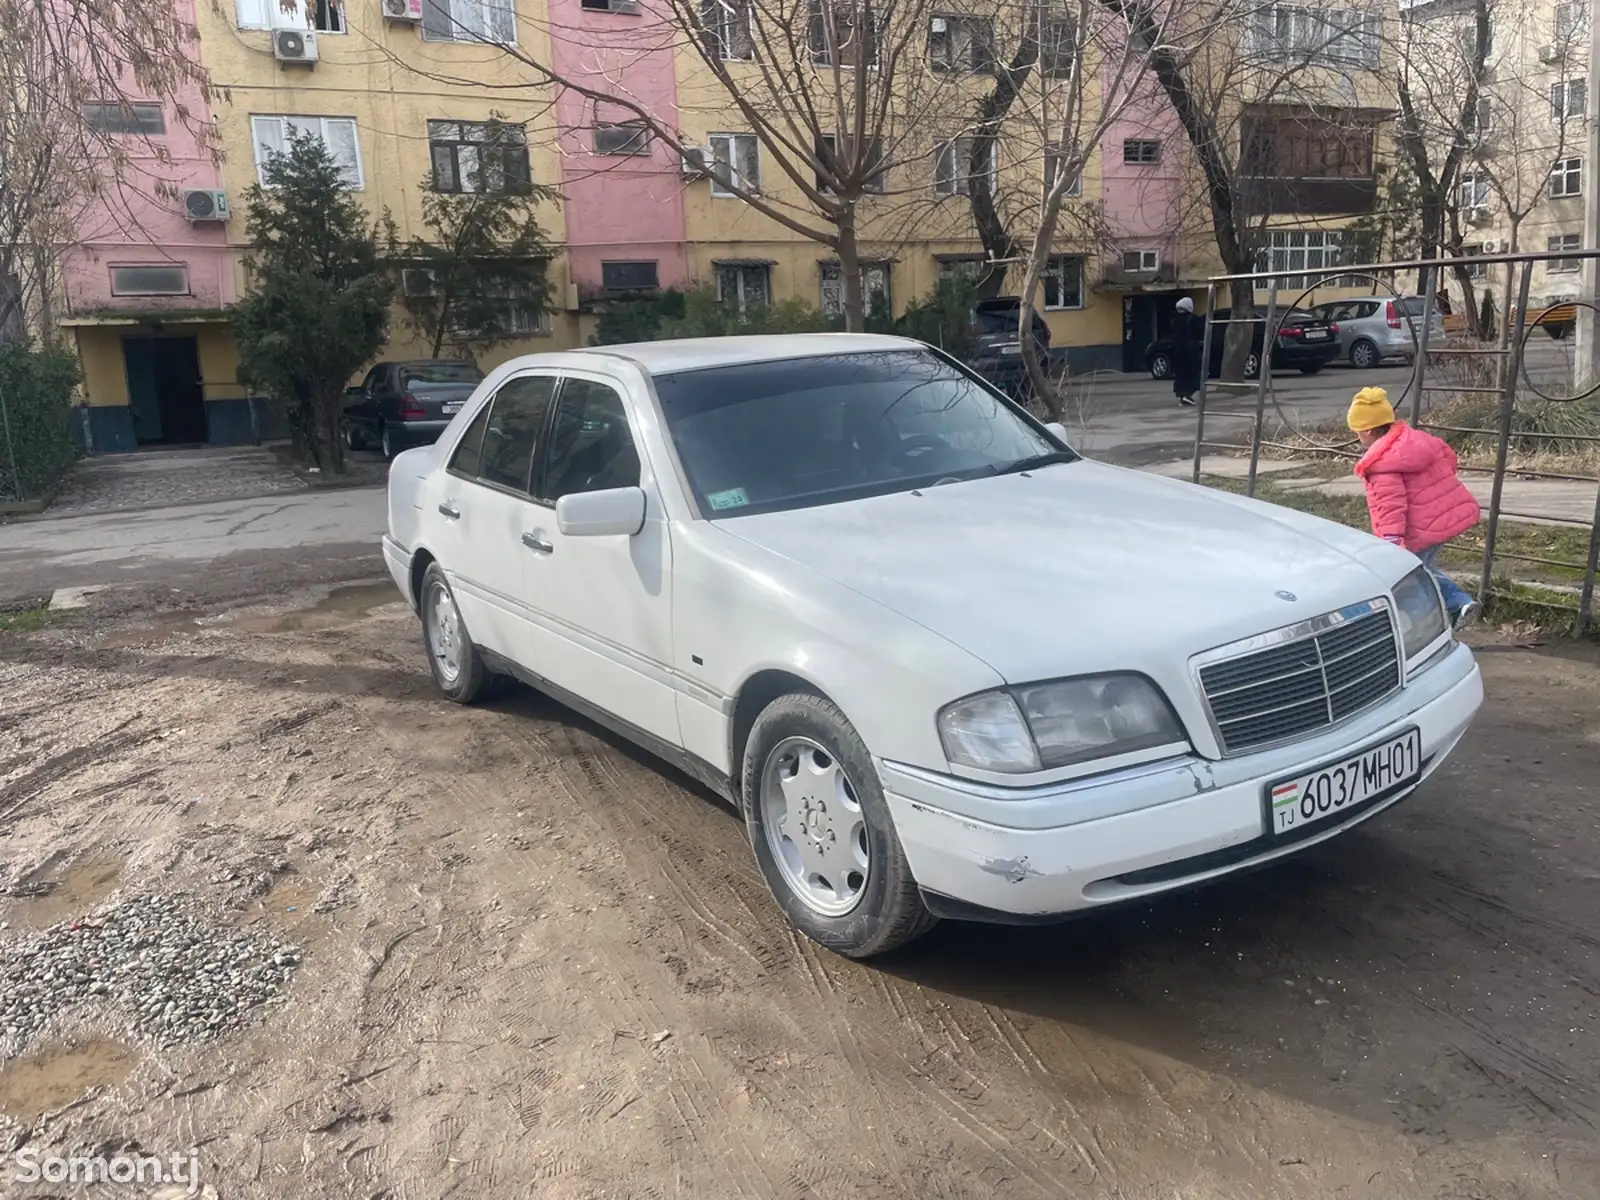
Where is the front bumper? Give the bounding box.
[382,534,414,609]
[882,642,1483,920]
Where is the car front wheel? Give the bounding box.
[742,693,935,958]
[419,563,498,703]
[1245,352,1261,379]
[1148,351,1172,380]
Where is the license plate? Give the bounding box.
[999,344,1020,356]
[443,401,463,415]
[1302,329,1328,340]
[1266,728,1421,836]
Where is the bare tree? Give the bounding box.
[0,0,216,341]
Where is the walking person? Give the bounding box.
[1347,386,1482,627]
[1171,296,1202,407]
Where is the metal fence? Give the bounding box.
[1188,249,1600,637]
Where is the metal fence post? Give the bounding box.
[1192,281,1218,485]
[1246,277,1278,499]
[1479,259,1534,609]
[1408,269,1438,425]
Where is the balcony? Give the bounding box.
[1239,175,1379,216]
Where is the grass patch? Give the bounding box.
[0,606,51,633]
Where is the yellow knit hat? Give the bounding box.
[1347,386,1396,432]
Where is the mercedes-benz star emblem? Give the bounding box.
[1275,590,1298,602]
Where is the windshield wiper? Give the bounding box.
[994,450,1078,476]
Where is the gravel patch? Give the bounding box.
[0,894,299,1052]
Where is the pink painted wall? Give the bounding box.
[545,0,689,294]
[61,0,230,315]
[1100,66,1190,275]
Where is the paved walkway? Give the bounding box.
[45,446,308,517]
[1146,456,1600,527]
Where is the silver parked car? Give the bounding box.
[1310,297,1447,369]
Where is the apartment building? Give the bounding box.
[55,0,1395,447]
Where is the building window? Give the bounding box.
[594,121,651,156]
[1251,6,1380,69]
[1551,78,1586,121]
[817,134,886,193]
[715,262,770,312]
[1040,13,1075,76]
[1121,249,1159,273]
[1122,138,1160,165]
[422,0,517,44]
[698,0,754,59]
[1043,150,1082,195]
[936,256,987,281]
[582,0,640,10]
[934,136,995,196]
[1465,96,1492,137]
[236,0,346,28]
[601,260,658,292]
[820,261,890,317]
[1556,1,1586,42]
[251,115,363,188]
[1253,228,1344,288]
[708,132,760,195]
[109,264,190,296]
[1043,256,1084,310]
[1548,233,1581,272]
[1458,173,1490,213]
[428,120,531,193]
[81,102,166,136]
[1242,112,1375,180]
[808,0,881,68]
[1461,244,1488,280]
[404,269,550,335]
[1551,156,1583,197]
[928,14,995,72]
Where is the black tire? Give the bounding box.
[1245,352,1261,379]
[344,421,366,452]
[418,562,498,704]
[1299,363,1324,376]
[1349,339,1380,369]
[380,423,398,461]
[741,693,936,958]
[1148,352,1172,380]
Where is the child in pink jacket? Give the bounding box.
[1348,386,1482,627]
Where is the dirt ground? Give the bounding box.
[1,580,1597,1200]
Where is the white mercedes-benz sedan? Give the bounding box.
[381,333,1483,958]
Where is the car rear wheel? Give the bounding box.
[1148,351,1172,380]
[344,422,366,451]
[419,563,498,704]
[1349,339,1380,369]
[742,693,936,958]
[380,423,398,461]
[1245,352,1261,379]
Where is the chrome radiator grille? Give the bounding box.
[1197,603,1401,754]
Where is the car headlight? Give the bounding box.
[1393,566,1449,660]
[938,674,1185,774]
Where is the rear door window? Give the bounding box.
[479,375,558,493]
[448,403,493,477]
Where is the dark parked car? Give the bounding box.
[1145,308,1340,381]
[968,297,1052,397]
[344,360,486,459]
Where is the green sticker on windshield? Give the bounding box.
[707,487,749,511]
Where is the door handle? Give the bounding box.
[438,502,460,519]
[521,532,553,554]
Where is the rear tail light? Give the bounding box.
[1386,300,1402,329]
[1278,325,1301,339]
[1328,322,1339,334]
[399,393,426,420]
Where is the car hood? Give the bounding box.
[714,461,1408,683]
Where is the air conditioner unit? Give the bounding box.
[273,28,319,64]
[402,268,437,297]
[1466,205,1492,225]
[1539,43,1565,63]
[931,15,948,32]
[382,0,424,21]
[181,189,229,222]
[1481,238,1500,253]
[680,146,709,177]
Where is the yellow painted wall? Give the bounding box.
[75,328,130,409]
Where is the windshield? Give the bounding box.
[401,362,483,389]
[653,350,1070,517]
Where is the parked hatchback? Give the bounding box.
[968,297,1051,397]
[1145,308,1340,380]
[344,360,486,460]
[1310,297,1446,369]
[381,333,1482,958]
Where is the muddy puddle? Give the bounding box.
[5,854,125,928]
[230,582,401,634]
[96,610,207,649]
[0,1037,140,1123]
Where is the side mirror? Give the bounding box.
[556,487,646,537]
[344,386,366,398]
[1044,421,1068,441]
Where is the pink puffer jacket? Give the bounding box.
[1353,422,1480,551]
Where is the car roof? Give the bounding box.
[570,333,922,375]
